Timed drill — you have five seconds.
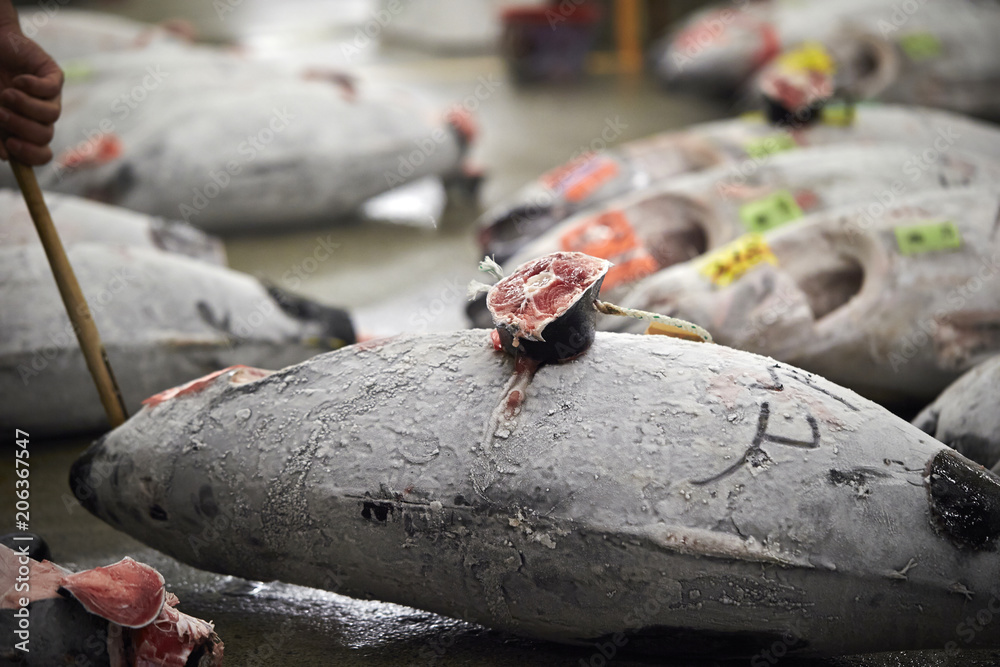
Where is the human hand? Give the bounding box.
[0,14,63,165]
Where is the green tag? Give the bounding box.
[744,133,797,159]
[894,221,962,255]
[738,190,803,233]
[898,32,943,61]
[62,60,94,83]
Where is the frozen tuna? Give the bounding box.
[0,188,226,264]
[70,330,1000,658]
[915,355,1000,475]
[611,187,1000,405]
[0,546,223,666]
[477,104,1000,262]
[21,8,191,62]
[753,3,1000,122]
[488,143,1000,309]
[0,244,354,436]
[19,61,472,233]
[656,0,1000,119]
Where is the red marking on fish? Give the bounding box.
[490,329,503,351]
[446,106,478,145]
[354,335,398,351]
[753,22,781,68]
[56,133,123,170]
[795,189,820,211]
[143,365,269,407]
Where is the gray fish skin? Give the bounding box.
[477,105,1000,262]
[71,330,1000,657]
[915,355,1000,472]
[613,188,1000,404]
[0,244,353,436]
[27,73,466,233]
[0,188,226,264]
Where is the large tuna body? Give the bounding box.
[477,105,1000,262]
[0,244,354,436]
[493,143,1000,305]
[612,188,1000,405]
[0,188,225,264]
[915,355,1000,476]
[71,331,1000,657]
[9,54,469,233]
[657,0,1000,119]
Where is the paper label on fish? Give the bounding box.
[697,233,778,287]
[743,133,797,159]
[540,154,620,203]
[559,210,658,289]
[776,42,836,75]
[897,32,944,61]
[738,190,803,233]
[894,220,963,255]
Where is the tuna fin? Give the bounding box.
[925,449,1000,551]
[264,283,356,348]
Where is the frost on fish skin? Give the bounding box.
[75,331,1000,657]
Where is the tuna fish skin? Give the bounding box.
[0,244,354,436]
[477,104,1000,262]
[0,188,226,264]
[71,330,1000,657]
[494,143,1000,308]
[22,8,186,62]
[915,355,1000,472]
[23,66,467,233]
[611,187,1000,405]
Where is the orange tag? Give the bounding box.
[541,154,620,203]
[559,210,658,290]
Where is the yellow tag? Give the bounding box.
[898,32,943,61]
[744,133,797,159]
[820,103,856,127]
[777,42,836,75]
[698,234,778,287]
[740,110,766,123]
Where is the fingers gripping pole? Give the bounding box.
[10,160,129,428]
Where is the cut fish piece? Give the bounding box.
[0,547,223,667]
[0,244,355,436]
[612,187,1000,404]
[70,330,1000,657]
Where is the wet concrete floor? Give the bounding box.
[4,32,1000,666]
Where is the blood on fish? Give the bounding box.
[57,133,123,170]
[143,365,270,407]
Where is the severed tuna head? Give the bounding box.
[487,252,610,363]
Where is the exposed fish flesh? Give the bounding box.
[915,355,1000,476]
[0,546,223,666]
[482,143,1000,317]
[611,187,1000,405]
[0,188,226,264]
[0,244,355,436]
[70,330,1000,657]
[477,104,1000,262]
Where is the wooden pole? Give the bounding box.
[10,160,128,428]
